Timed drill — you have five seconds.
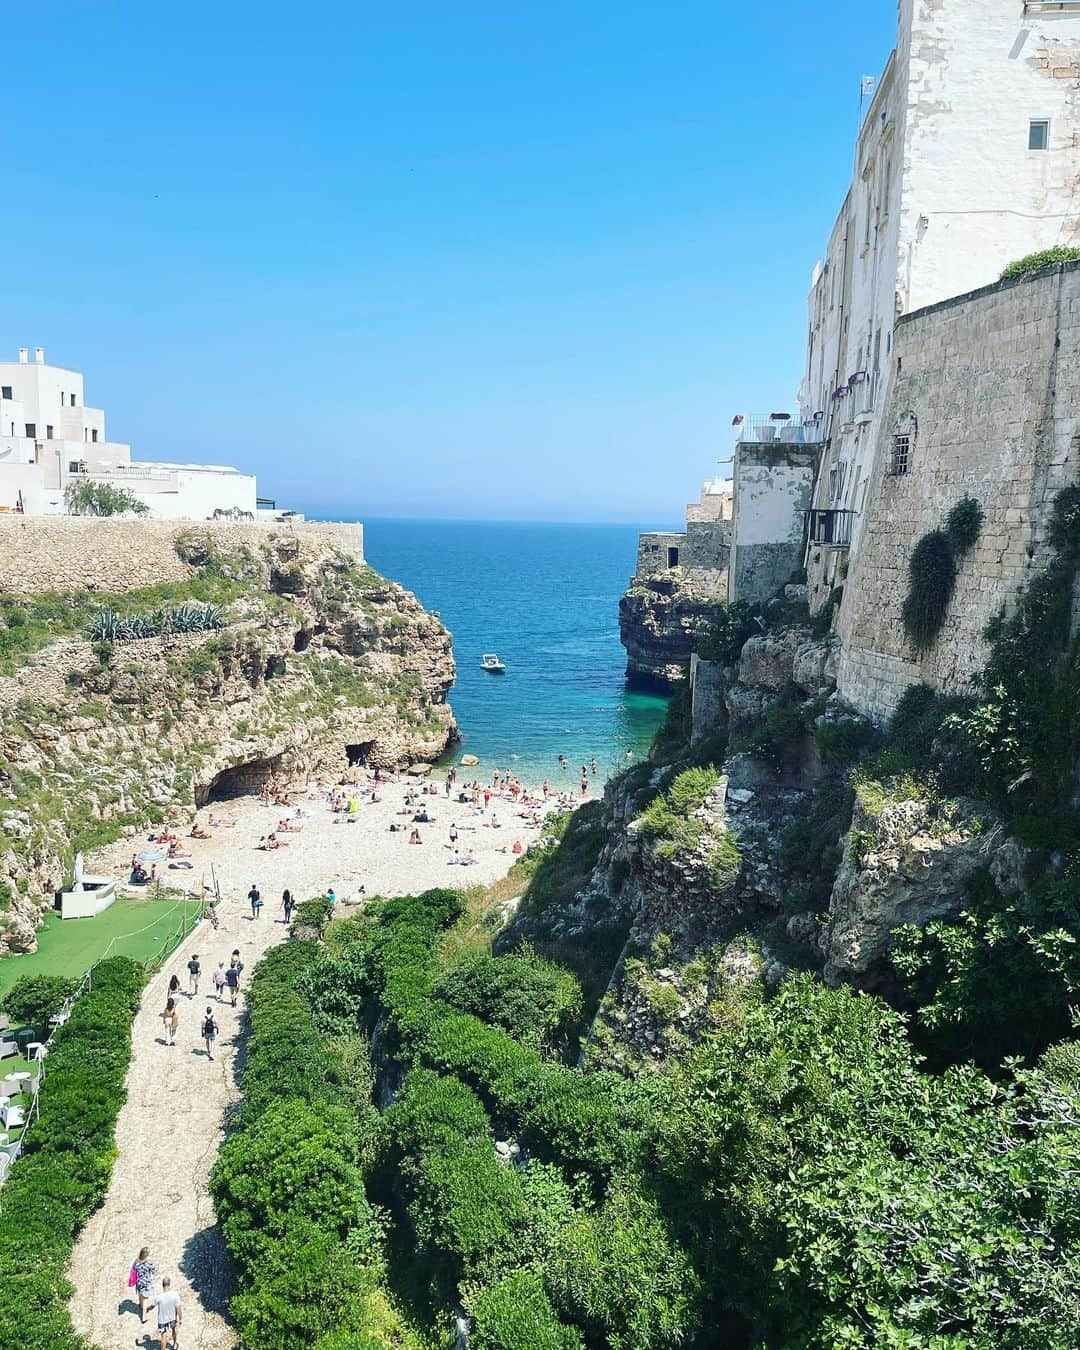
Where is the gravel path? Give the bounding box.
[66,775,561,1348]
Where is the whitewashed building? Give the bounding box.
[798,0,1080,610]
[0,347,259,519]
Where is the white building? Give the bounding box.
[799,0,1080,610]
[0,347,259,520]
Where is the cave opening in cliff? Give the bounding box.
[667,545,680,568]
[293,627,312,652]
[345,741,374,767]
[197,754,284,805]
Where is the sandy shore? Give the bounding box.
[95,770,596,910]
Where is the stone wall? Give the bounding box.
[837,261,1080,722]
[0,516,363,594]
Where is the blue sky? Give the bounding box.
[1,2,896,524]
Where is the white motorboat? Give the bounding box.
[480,652,506,673]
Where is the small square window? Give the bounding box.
[1,386,11,400]
[68,460,82,473]
[1029,119,1049,151]
[890,433,911,476]
[24,423,35,438]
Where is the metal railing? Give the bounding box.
[734,413,827,446]
[67,462,175,482]
[807,508,855,549]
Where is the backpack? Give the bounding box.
[188,958,200,974]
[202,1015,216,1037]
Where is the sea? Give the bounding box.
[358,519,670,788]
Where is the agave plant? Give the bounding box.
[87,607,123,643]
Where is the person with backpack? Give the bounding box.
[187,954,201,996]
[225,958,242,1006]
[248,883,263,920]
[201,1006,220,1061]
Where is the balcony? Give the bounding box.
[733,413,827,446]
[806,508,855,549]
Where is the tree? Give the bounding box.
[64,480,149,517]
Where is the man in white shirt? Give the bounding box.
[153,1275,182,1348]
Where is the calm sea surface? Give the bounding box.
[359,519,669,787]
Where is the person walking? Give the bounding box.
[201,1006,220,1061]
[449,823,459,848]
[326,886,336,910]
[248,883,262,920]
[129,1246,155,1325]
[281,889,294,924]
[168,973,180,999]
[212,961,227,1002]
[160,997,179,1047]
[187,954,200,996]
[152,1275,182,1349]
[225,960,241,1007]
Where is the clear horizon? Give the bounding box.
[0,1,895,522]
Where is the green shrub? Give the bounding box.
[210,1100,372,1280]
[901,529,956,651]
[435,948,584,1053]
[814,716,874,765]
[64,479,149,517]
[1,974,77,1027]
[1000,245,1080,280]
[467,1270,584,1350]
[291,894,334,934]
[545,1180,702,1349]
[0,958,143,1349]
[696,600,761,666]
[945,494,984,553]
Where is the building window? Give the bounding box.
[1029,119,1049,150]
[46,425,53,439]
[890,433,911,476]
[92,429,99,443]
[24,423,35,438]
[69,393,76,406]
[1,386,11,400]
[68,461,82,473]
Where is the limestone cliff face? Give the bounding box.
[0,526,455,952]
[618,572,725,689]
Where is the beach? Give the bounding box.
[94,768,597,910]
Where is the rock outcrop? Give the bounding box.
[0,526,456,950]
[618,572,726,690]
[823,791,1024,988]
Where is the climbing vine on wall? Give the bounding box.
[901,496,983,651]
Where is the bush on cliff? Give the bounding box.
[434,948,583,1055]
[1,973,77,1028]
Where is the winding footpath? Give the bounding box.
[67,889,288,1350]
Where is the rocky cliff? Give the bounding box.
[0,523,456,952]
[618,572,725,689]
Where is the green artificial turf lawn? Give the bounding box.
[0,895,203,999]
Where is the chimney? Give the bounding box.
[33,347,45,365]
[17,348,28,364]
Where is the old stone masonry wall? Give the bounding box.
[837,261,1080,721]
[0,516,364,594]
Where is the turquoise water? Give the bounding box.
[361,519,669,787]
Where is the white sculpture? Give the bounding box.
[73,852,85,892]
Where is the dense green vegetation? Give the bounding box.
[213,884,1080,1348]
[0,957,144,1350]
[1000,245,1080,280]
[64,479,149,516]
